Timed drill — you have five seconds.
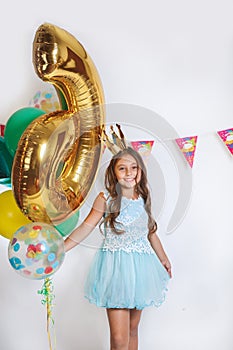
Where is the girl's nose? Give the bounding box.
[126,168,131,175]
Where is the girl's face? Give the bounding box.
[114,153,141,189]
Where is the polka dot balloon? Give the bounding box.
[8,223,65,280]
[29,87,60,114]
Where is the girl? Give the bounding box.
[64,146,172,350]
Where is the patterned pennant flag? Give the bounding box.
[217,128,233,155]
[0,124,5,137]
[130,140,154,164]
[175,136,198,168]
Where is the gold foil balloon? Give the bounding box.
[12,23,105,225]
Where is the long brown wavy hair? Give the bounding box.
[100,147,157,235]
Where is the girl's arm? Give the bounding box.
[149,233,172,278]
[64,192,106,252]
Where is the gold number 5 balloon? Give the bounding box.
[12,23,105,225]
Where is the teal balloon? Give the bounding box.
[4,107,46,156]
[0,177,12,187]
[55,211,80,237]
[0,136,14,178]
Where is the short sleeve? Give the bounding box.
[99,190,109,201]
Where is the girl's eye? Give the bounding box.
[132,166,138,170]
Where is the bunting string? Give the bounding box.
[1,123,232,170]
[128,127,233,168]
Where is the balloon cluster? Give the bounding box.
[0,105,80,278]
[0,105,80,241]
[0,23,105,280]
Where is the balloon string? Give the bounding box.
[38,277,56,350]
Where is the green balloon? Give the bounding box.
[4,107,46,156]
[54,87,68,110]
[55,211,80,238]
[0,136,14,178]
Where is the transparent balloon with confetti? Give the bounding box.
[8,222,65,280]
[29,86,60,114]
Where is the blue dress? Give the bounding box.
[84,193,170,310]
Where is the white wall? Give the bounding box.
[0,1,233,349]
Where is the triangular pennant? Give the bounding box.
[0,124,5,137]
[130,140,154,164]
[175,136,198,168]
[217,128,233,155]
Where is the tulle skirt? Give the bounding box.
[84,249,170,310]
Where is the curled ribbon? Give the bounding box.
[38,277,56,350]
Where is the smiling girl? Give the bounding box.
[64,147,171,350]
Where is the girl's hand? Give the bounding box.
[161,259,172,278]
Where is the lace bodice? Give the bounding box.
[102,194,154,254]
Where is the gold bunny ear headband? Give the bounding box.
[101,124,129,155]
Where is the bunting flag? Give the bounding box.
[0,124,5,137]
[175,136,198,168]
[130,140,154,164]
[217,128,233,155]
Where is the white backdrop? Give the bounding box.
[0,1,233,349]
